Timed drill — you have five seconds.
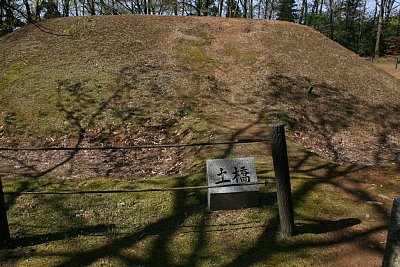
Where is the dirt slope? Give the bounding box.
[0,15,399,178]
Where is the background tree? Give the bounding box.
[1,0,399,59]
[277,0,296,21]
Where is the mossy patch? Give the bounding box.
[222,45,258,67]
[62,17,93,36]
[0,61,30,93]
[175,46,214,72]
[1,156,395,266]
[179,109,213,141]
[6,61,29,85]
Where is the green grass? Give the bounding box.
[0,16,399,266]
[1,148,397,266]
[174,46,214,73]
[0,63,184,138]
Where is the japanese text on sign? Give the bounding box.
[215,166,251,184]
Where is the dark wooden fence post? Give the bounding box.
[269,122,295,237]
[382,198,400,267]
[0,177,10,246]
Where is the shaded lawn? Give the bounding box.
[0,148,398,266]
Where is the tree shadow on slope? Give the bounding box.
[24,176,212,267]
[2,142,392,266]
[266,74,400,165]
[0,65,185,181]
[1,70,396,265]
[11,224,115,248]
[222,156,391,266]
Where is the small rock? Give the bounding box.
[378,194,391,200]
[367,201,383,205]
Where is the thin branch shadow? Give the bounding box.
[12,224,115,248]
[1,71,397,266]
[296,218,362,234]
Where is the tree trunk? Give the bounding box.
[249,0,253,18]
[375,0,385,57]
[0,4,4,25]
[143,0,147,14]
[308,0,319,25]
[299,0,307,24]
[23,0,34,22]
[233,0,239,17]
[357,0,367,52]
[204,0,210,15]
[319,0,323,15]
[384,0,395,20]
[81,0,85,16]
[181,0,185,15]
[243,0,247,18]
[0,179,10,245]
[268,0,274,19]
[4,0,14,33]
[174,0,178,15]
[74,0,79,16]
[269,123,295,238]
[63,0,70,16]
[372,0,378,27]
[196,0,202,15]
[263,0,268,19]
[136,0,142,13]
[382,198,400,267]
[329,0,333,39]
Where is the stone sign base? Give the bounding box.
[206,157,259,211]
[208,191,259,211]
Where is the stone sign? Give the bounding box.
[206,157,259,211]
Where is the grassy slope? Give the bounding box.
[0,15,400,266]
[0,147,399,266]
[373,56,400,79]
[0,15,399,166]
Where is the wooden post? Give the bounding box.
[269,122,295,237]
[382,198,400,267]
[0,177,10,246]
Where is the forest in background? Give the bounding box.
[0,0,399,57]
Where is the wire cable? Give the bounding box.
[0,138,270,151]
[3,180,276,195]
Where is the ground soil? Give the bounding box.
[322,166,400,267]
[1,16,399,177]
[373,56,400,79]
[0,16,399,266]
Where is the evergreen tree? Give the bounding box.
[277,0,296,22]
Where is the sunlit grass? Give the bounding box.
[0,151,397,266]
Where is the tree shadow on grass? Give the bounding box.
[3,145,390,266]
[11,224,116,248]
[38,176,208,267]
[3,88,394,264]
[1,72,397,265]
[296,218,362,234]
[266,74,400,165]
[222,158,389,266]
[0,74,187,184]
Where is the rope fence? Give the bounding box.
[0,138,270,151]
[3,180,276,195]
[0,123,296,245]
